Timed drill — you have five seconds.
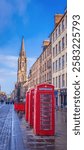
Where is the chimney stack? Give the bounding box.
[54,14,63,26]
[42,40,50,51]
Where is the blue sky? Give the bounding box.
[0,0,67,94]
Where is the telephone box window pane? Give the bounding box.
[40,94,52,130]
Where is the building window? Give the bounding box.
[53,62,55,73]
[44,76,45,82]
[59,57,61,70]
[50,47,51,54]
[53,77,55,86]
[62,19,64,31]
[56,60,58,71]
[45,74,46,82]
[45,62,46,71]
[66,53,67,63]
[66,73,67,86]
[47,73,48,81]
[62,55,65,68]
[47,48,49,56]
[66,34,67,46]
[56,77,57,88]
[62,37,64,50]
[53,47,55,57]
[56,44,58,55]
[62,74,65,87]
[58,24,61,35]
[53,63,54,72]
[59,41,61,53]
[47,71,51,81]
[43,53,44,60]
[56,29,57,39]
[48,47,51,55]
[44,51,45,59]
[47,73,50,81]
[43,64,44,72]
[49,71,51,81]
[58,75,61,88]
[47,59,51,69]
[52,32,55,42]
[45,50,46,58]
[66,15,67,27]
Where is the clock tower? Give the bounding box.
[17,37,27,83]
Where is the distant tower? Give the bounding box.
[17,37,27,83]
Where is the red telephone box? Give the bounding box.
[34,83,55,136]
[28,89,34,127]
[25,91,29,121]
[14,102,25,112]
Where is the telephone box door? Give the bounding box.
[34,84,55,136]
[29,89,34,127]
[25,91,29,121]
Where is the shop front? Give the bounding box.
[54,90,58,108]
[60,88,67,108]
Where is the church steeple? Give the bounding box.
[17,36,27,83]
[20,36,26,57]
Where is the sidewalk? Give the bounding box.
[0,105,25,150]
[18,109,67,150]
[11,108,25,150]
[0,105,67,150]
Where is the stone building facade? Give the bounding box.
[27,11,67,109]
[28,57,40,90]
[51,10,67,108]
[40,40,52,84]
[28,40,52,90]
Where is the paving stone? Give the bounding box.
[0,105,67,150]
[0,105,12,150]
[19,109,67,150]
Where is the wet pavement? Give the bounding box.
[0,104,12,150]
[0,104,67,150]
[20,109,67,150]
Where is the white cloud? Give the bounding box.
[0,54,36,71]
[0,55,18,68]
[0,68,17,76]
[0,54,36,93]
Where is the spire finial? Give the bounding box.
[20,36,26,57]
[21,36,25,51]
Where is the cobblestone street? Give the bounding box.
[0,104,67,150]
[0,104,12,150]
